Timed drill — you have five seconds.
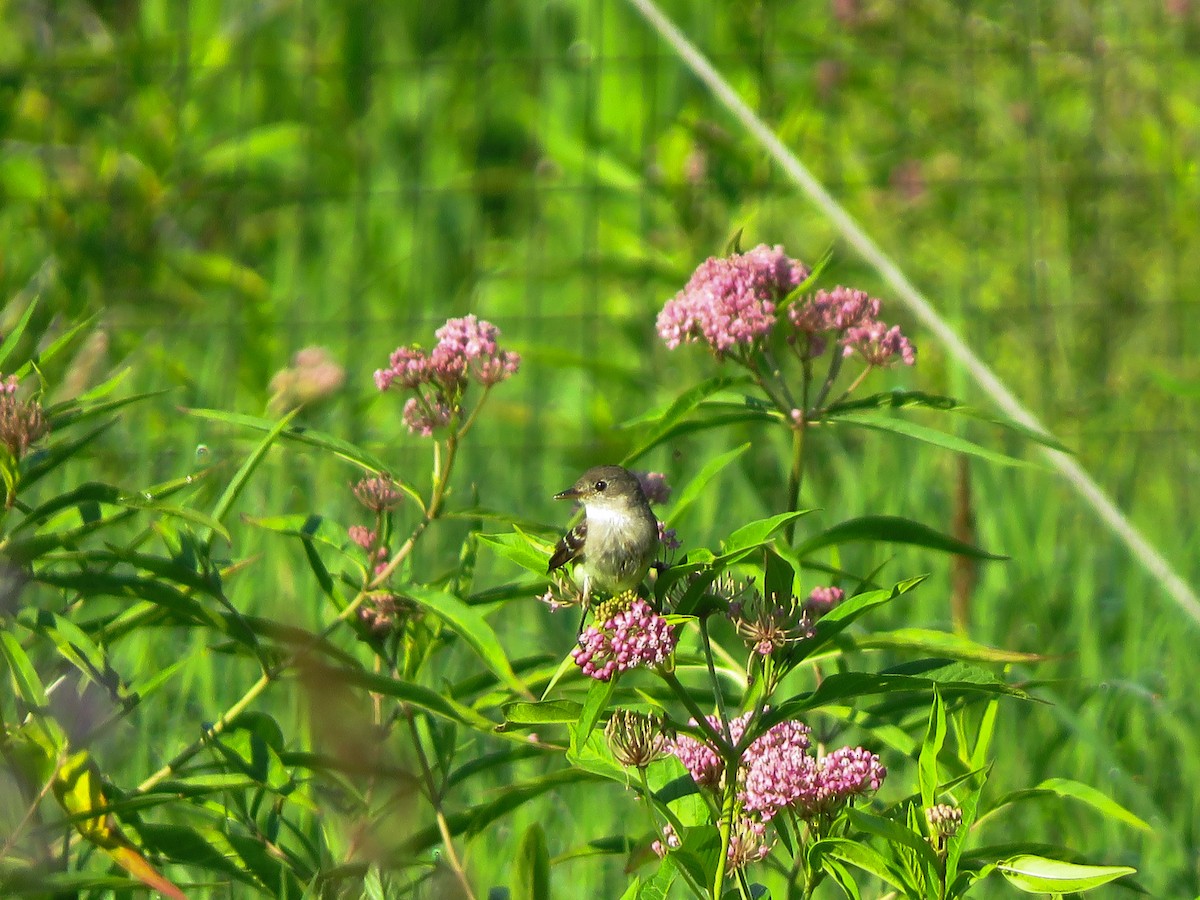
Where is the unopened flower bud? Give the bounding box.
[605,709,670,769]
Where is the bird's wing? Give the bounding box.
[548,521,587,573]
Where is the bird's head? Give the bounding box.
[554,465,647,509]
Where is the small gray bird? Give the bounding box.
[548,465,659,606]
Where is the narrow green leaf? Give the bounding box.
[18,316,96,377]
[664,443,751,526]
[403,769,606,854]
[987,779,1150,833]
[404,585,527,697]
[316,663,497,731]
[46,390,169,432]
[919,690,946,810]
[809,838,907,892]
[844,809,939,872]
[187,407,390,473]
[0,297,39,369]
[512,823,551,900]
[765,664,1029,726]
[478,529,553,577]
[828,413,1036,468]
[722,510,812,554]
[996,855,1135,893]
[574,677,616,746]
[19,420,116,492]
[823,390,1072,453]
[630,410,780,459]
[245,514,353,551]
[204,408,299,550]
[848,629,1041,664]
[620,373,750,431]
[794,515,1006,560]
[0,630,48,707]
[503,699,583,725]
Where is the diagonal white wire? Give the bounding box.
[627,0,1200,626]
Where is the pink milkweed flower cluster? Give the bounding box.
[0,373,48,462]
[635,471,672,506]
[729,587,810,657]
[671,713,884,826]
[788,285,915,367]
[572,599,676,682]
[657,244,810,356]
[374,315,520,437]
[353,475,404,512]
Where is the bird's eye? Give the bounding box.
[594,480,607,491]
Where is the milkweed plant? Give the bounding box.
[0,246,1142,899]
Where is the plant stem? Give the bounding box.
[699,617,732,743]
[661,671,730,752]
[712,769,737,897]
[403,704,477,900]
[784,419,806,544]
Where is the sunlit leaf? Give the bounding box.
[794,515,1006,560]
[823,390,1071,453]
[722,510,812,554]
[503,699,583,725]
[827,413,1036,468]
[984,778,1150,833]
[187,407,391,474]
[919,689,946,810]
[404,585,529,697]
[995,855,1135,893]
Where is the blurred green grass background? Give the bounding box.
[2,0,1199,895]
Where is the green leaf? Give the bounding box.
[987,778,1150,833]
[503,699,583,725]
[512,823,551,900]
[809,838,907,892]
[722,510,813,555]
[847,628,1041,664]
[574,676,616,746]
[0,297,39,369]
[0,630,48,708]
[621,373,751,432]
[245,514,354,551]
[204,408,299,550]
[403,769,606,854]
[45,389,168,433]
[765,663,1029,726]
[34,571,228,635]
[312,663,497,732]
[995,855,1135,893]
[209,720,295,794]
[796,577,926,658]
[404,585,528,697]
[201,122,308,177]
[187,407,391,474]
[823,390,1071,453]
[17,317,97,378]
[664,443,751,527]
[18,421,116,492]
[478,529,553,577]
[20,609,112,689]
[919,690,946,810]
[827,413,1036,468]
[843,809,939,872]
[636,862,678,899]
[631,410,780,458]
[794,515,1006,560]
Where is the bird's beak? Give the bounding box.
[554,486,582,501]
